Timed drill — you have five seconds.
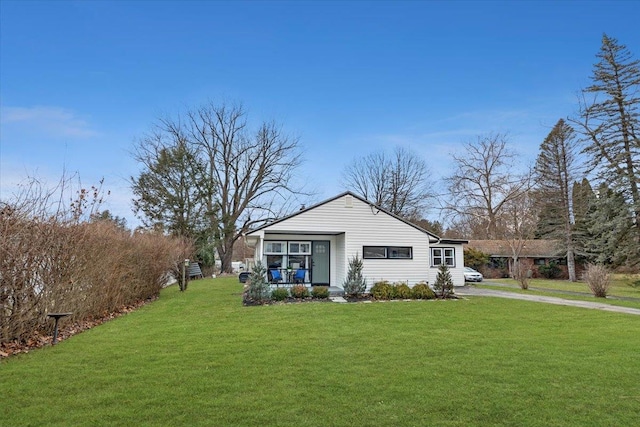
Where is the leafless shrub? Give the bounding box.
[513,258,533,290]
[582,263,611,298]
[1,177,192,345]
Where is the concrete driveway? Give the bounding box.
[456,285,640,316]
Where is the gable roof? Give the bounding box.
[465,240,563,258]
[246,191,467,244]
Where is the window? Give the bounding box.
[389,246,412,259]
[363,246,412,259]
[363,246,387,259]
[431,248,455,267]
[266,255,284,269]
[288,241,311,254]
[265,241,286,254]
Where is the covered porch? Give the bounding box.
[245,230,346,288]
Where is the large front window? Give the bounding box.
[263,240,311,282]
[431,248,455,267]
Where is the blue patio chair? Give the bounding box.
[294,269,306,284]
[269,269,283,284]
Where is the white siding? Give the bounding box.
[335,233,346,286]
[428,243,466,287]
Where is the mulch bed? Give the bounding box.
[244,293,459,305]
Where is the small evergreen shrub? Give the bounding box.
[412,283,436,299]
[246,261,271,302]
[371,281,394,300]
[311,286,330,299]
[539,261,561,279]
[343,254,367,297]
[271,287,289,301]
[433,264,454,299]
[393,283,412,299]
[290,285,310,298]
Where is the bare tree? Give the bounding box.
[131,101,304,273]
[534,119,582,281]
[501,190,539,289]
[444,133,531,239]
[341,146,433,219]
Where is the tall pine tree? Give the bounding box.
[573,34,640,268]
[534,119,581,281]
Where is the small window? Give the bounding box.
[432,248,455,267]
[534,258,546,265]
[289,241,311,254]
[389,246,412,259]
[363,246,413,259]
[265,241,286,254]
[363,246,387,259]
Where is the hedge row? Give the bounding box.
[1,210,191,344]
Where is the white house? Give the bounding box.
[244,192,467,290]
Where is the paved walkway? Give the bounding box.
[455,286,640,316]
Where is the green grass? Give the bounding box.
[476,276,640,310]
[2,277,640,426]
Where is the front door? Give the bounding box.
[311,241,330,285]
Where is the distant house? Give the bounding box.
[244,192,468,290]
[465,240,573,279]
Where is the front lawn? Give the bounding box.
[477,276,640,310]
[2,277,639,426]
[487,275,640,298]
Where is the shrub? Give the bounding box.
[370,281,394,300]
[0,195,191,345]
[271,287,289,301]
[342,254,367,297]
[433,264,454,298]
[290,285,310,298]
[246,262,271,302]
[539,261,561,279]
[393,283,412,299]
[412,283,436,300]
[583,264,611,298]
[311,286,330,299]
[464,247,490,271]
[513,259,532,290]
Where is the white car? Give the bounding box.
[464,267,483,282]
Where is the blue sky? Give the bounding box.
[1,0,639,225]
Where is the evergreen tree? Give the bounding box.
[342,254,367,297]
[572,178,597,260]
[585,184,638,267]
[534,119,581,281]
[573,34,640,263]
[433,263,454,299]
[246,261,271,302]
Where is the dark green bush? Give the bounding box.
[290,285,310,298]
[370,281,394,300]
[538,261,561,279]
[271,287,289,301]
[393,283,412,299]
[311,286,330,299]
[412,283,435,299]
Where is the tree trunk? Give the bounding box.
[217,237,236,274]
[567,247,576,282]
